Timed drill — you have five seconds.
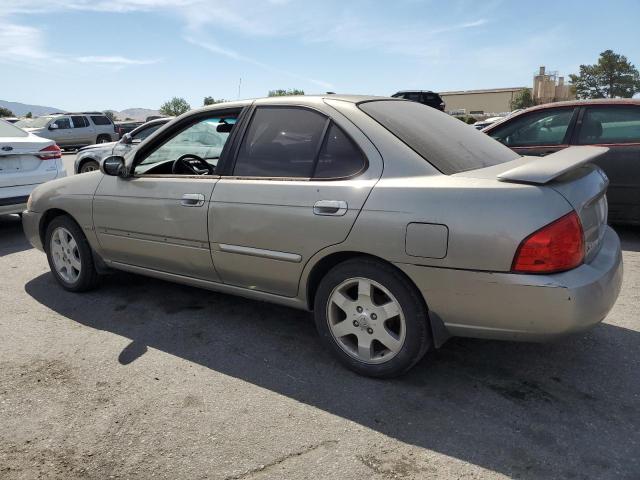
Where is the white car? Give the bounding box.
[0,119,66,215]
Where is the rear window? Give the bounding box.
[91,115,112,125]
[0,119,28,138]
[359,100,519,174]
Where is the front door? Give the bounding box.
[572,104,640,224]
[93,111,240,281]
[210,105,382,297]
[486,106,578,157]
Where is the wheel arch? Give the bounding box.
[39,208,73,249]
[77,156,99,173]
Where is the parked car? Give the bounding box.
[0,119,65,215]
[114,121,143,139]
[15,112,117,150]
[391,90,446,111]
[22,95,622,378]
[473,116,505,130]
[484,99,640,225]
[75,118,173,173]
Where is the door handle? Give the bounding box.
[181,193,205,207]
[313,200,348,216]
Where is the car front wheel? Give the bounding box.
[45,215,99,292]
[314,258,431,378]
[79,159,100,173]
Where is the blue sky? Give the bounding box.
[1,0,639,111]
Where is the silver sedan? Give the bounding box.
[22,95,623,377]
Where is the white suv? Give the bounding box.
[0,119,66,215]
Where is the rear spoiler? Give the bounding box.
[497,146,609,185]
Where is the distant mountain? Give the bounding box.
[115,108,161,122]
[0,100,62,117]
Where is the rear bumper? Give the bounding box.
[397,226,623,342]
[22,210,44,252]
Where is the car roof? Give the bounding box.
[394,90,440,94]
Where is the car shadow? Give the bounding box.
[24,268,640,479]
[0,214,31,256]
[615,225,640,252]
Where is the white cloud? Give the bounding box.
[76,56,161,66]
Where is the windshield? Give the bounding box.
[359,100,519,174]
[0,119,29,138]
[15,116,52,128]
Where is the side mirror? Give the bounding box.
[48,124,59,130]
[101,156,128,177]
[121,133,133,144]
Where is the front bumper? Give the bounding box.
[397,226,623,342]
[22,210,44,252]
[0,196,29,215]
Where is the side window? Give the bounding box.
[404,92,421,102]
[132,124,163,142]
[489,108,575,147]
[577,106,640,145]
[52,117,71,129]
[313,124,366,178]
[91,115,111,125]
[234,107,327,178]
[71,116,88,128]
[135,116,236,174]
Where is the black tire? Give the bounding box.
[45,215,99,292]
[79,159,100,174]
[314,257,431,378]
[96,135,111,144]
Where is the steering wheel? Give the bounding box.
[172,154,215,175]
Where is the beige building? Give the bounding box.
[440,87,526,116]
[441,66,576,116]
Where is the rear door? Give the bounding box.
[209,104,382,297]
[487,106,578,157]
[572,104,640,223]
[70,116,94,145]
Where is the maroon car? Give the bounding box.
[484,99,640,225]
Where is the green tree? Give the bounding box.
[204,96,228,106]
[569,50,640,99]
[268,89,304,97]
[160,97,191,116]
[0,107,14,117]
[104,110,117,122]
[510,89,536,110]
[25,111,33,118]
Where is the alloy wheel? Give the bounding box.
[327,277,406,364]
[50,227,81,284]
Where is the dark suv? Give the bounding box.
[391,90,445,111]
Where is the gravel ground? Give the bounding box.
[1,210,639,480]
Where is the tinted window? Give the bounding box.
[360,100,519,174]
[91,115,111,125]
[577,106,640,145]
[71,116,88,128]
[136,116,236,173]
[404,93,421,102]
[52,117,71,129]
[488,108,574,147]
[234,107,327,177]
[314,124,366,178]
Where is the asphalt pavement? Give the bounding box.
[1,161,639,479]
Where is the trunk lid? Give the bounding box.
[455,146,611,262]
[0,134,58,188]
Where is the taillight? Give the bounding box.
[37,144,62,160]
[512,211,584,274]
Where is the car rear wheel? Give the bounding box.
[314,258,431,378]
[96,135,111,144]
[45,215,99,292]
[79,159,100,173]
